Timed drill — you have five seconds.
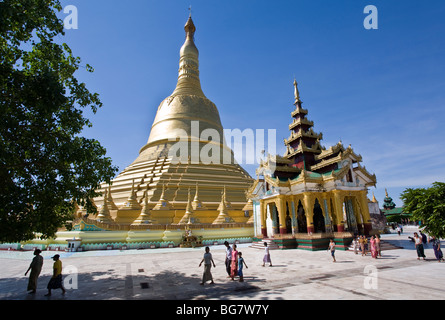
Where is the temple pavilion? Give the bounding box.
[248,80,377,250]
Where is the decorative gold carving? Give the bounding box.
[289,117,314,131]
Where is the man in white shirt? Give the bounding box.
[224,241,232,277]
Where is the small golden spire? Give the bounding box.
[121,179,142,210]
[185,188,193,213]
[184,14,196,40]
[217,186,232,210]
[179,188,195,224]
[152,184,172,210]
[132,187,154,225]
[106,185,118,210]
[212,187,235,224]
[97,191,113,223]
[171,14,205,98]
[192,182,206,210]
[293,78,301,104]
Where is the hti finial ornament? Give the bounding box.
[293,78,301,103]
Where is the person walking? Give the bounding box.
[375,234,382,257]
[414,232,426,260]
[430,236,444,262]
[224,241,232,278]
[352,236,359,254]
[359,235,365,256]
[230,244,238,280]
[25,249,44,294]
[328,239,336,262]
[370,236,378,259]
[45,254,66,296]
[199,247,216,285]
[363,236,368,256]
[262,242,272,267]
[237,252,248,282]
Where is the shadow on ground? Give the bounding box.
[143,269,272,300]
[0,268,275,300]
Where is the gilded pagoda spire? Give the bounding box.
[171,15,205,98]
[93,14,253,230]
[283,79,324,171]
[141,15,230,159]
[372,192,378,203]
[293,78,301,104]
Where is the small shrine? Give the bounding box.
[248,80,377,250]
[179,226,203,248]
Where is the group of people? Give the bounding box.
[27,231,444,292]
[327,236,380,263]
[25,250,66,296]
[199,241,273,285]
[412,232,444,262]
[351,235,382,258]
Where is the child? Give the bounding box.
[199,247,216,285]
[262,242,272,267]
[237,252,248,282]
[328,239,336,262]
[352,236,359,254]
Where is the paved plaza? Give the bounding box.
[0,226,444,301]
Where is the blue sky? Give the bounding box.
[59,0,445,208]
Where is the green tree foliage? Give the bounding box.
[0,0,118,242]
[401,182,445,238]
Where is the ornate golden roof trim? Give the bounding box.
[289,117,314,131]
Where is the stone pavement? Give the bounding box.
[0,226,444,301]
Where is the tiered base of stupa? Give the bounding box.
[36,154,254,251]
[32,219,253,251]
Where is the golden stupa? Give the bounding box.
[62,15,254,248]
